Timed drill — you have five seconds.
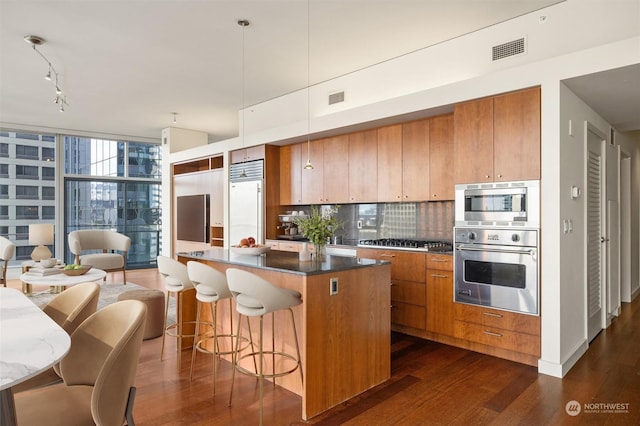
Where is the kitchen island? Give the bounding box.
[177,248,391,420]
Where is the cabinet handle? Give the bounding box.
[485,175,490,179]
[431,258,447,262]
[396,195,401,199]
[483,330,503,337]
[380,254,396,258]
[482,312,503,318]
[432,194,437,197]
[497,174,502,178]
[431,274,448,278]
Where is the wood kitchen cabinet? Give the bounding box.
[279,143,303,205]
[402,119,430,201]
[426,254,454,337]
[493,87,541,181]
[322,135,349,204]
[377,124,403,201]
[231,144,265,164]
[300,139,324,204]
[348,129,377,203]
[358,248,427,330]
[429,114,454,200]
[453,87,540,184]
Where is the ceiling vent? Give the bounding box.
[492,37,526,61]
[328,91,345,105]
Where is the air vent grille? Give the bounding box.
[492,37,526,61]
[328,91,345,105]
[229,159,263,182]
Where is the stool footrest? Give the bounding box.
[235,351,300,379]
[165,321,197,339]
[194,333,252,357]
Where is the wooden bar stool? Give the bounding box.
[186,261,254,395]
[225,268,303,426]
[157,256,195,367]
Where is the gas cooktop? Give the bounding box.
[357,239,453,252]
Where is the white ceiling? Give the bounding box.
[1,0,637,143]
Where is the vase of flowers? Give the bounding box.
[293,205,341,262]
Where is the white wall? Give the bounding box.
[169,0,640,377]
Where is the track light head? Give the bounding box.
[44,68,52,81]
[24,35,46,46]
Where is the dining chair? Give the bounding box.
[14,299,147,426]
[13,281,101,393]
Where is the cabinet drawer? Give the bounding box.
[265,241,280,250]
[454,320,540,357]
[454,303,540,336]
[391,302,426,330]
[357,248,426,282]
[426,254,453,271]
[391,280,425,306]
[278,242,302,252]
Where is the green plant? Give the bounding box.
[293,205,342,246]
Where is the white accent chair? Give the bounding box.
[68,230,131,283]
[0,235,15,287]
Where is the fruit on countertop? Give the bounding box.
[64,264,86,270]
[236,237,259,248]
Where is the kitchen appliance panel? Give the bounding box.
[229,180,263,245]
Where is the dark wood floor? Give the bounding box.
[8,269,640,425]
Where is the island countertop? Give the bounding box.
[177,247,388,276]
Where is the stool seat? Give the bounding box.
[117,289,165,340]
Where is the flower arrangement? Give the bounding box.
[293,205,342,247]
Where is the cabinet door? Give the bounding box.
[322,135,349,204]
[301,139,324,204]
[377,124,403,202]
[402,119,430,201]
[429,114,454,200]
[280,144,303,205]
[209,169,224,226]
[348,130,378,203]
[426,269,454,337]
[493,87,541,181]
[454,97,494,183]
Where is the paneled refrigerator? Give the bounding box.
[229,160,264,245]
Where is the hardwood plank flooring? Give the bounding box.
[7,269,640,425]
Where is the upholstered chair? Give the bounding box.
[68,229,131,283]
[13,282,101,393]
[0,235,15,287]
[14,299,147,426]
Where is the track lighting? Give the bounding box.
[172,112,178,124]
[24,35,68,111]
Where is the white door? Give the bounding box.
[586,124,605,342]
[606,142,620,318]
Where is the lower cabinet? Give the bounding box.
[426,254,454,337]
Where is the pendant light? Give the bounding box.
[238,19,250,178]
[303,0,314,170]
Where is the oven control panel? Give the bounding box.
[455,227,537,247]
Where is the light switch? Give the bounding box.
[571,186,581,199]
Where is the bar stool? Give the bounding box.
[225,268,303,425]
[186,261,255,395]
[157,255,195,367]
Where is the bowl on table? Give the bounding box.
[61,265,93,276]
[230,245,271,256]
[39,258,57,268]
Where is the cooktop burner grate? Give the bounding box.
[358,239,452,252]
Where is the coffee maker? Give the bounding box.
[277,212,306,240]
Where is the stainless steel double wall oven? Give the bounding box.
[454,180,540,315]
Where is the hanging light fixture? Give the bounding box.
[303,0,314,170]
[172,112,178,124]
[24,35,68,112]
[238,19,250,178]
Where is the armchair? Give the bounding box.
[68,230,131,284]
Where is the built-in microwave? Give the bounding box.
[455,180,540,228]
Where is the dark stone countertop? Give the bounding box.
[177,248,389,276]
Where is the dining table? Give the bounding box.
[0,287,71,426]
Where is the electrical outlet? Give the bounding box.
[330,278,338,295]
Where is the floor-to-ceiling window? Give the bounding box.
[0,130,56,267]
[64,136,161,268]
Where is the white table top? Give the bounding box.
[0,288,71,390]
[20,268,107,287]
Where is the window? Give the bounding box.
[0,206,7,219]
[128,142,161,178]
[16,206,38,219]
[0,185,7,199]
[16,225,28,240]
[42,206,55,219]
[0,143,8,157]
[42,167,55,181]
[16,185,38,199]
[16,144,39,160]
[42,147,55,161]
[42,186,55,200]
[15,133,38,141]
[0,164,8,178]
[64,137,123,176]
[16,165,39,179]
[16,246,34,261]
[0,226,7,238]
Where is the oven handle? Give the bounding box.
[456,245,536,256]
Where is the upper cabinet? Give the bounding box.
[454,87,540,184]
[402,119,430,202]
[300,139,324,204]
[322,135,350,204]
[231,145,266,164]
[493,87,541,181]
[279,143,302,205]
[348,130,378,203]
[377,124,403,202]
[429,114,454,200]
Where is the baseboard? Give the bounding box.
[538,338,588,378]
